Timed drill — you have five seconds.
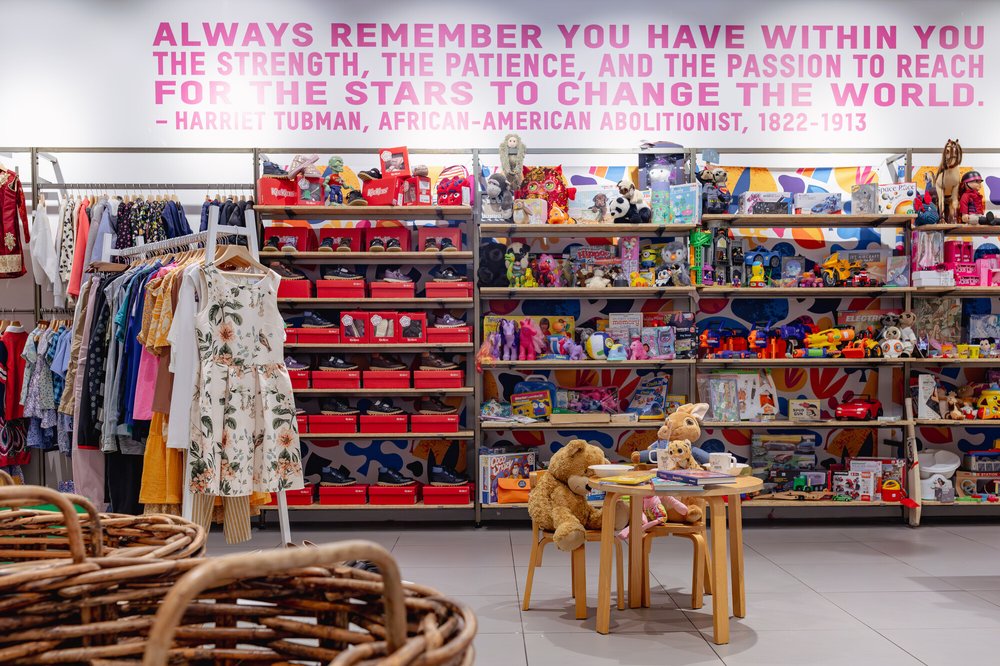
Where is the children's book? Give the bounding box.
[657,469,738,486]
[598,471,657,485]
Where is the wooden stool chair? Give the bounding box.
[641,521,712,610]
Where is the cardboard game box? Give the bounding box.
[479,451,536,505]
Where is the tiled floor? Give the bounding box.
[209,521,1000,665]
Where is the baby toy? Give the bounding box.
[586,268,611,289]
[485,172,514,221]
[617,178,652,223]
[609,195,643,224]
[933,139,963,224]
[661,241,692,286]
[629,339,649,360]
[629,271,650,287]
[661,439,701,470]
[500,318,518,361]
[499,133,526,190]
[527,439,628,552]
[585,331,611,360]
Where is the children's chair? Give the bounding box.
[640,515,712,610]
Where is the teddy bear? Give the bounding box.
[608,194,643,224]
[528,439,629,552]
[617,178,652,223]
[695,165,732,214]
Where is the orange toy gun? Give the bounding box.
[805,327,855,352]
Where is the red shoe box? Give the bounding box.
[340,311,369,343]
[425,282,472,299]
[365,227,411,252]
[413,370,464,389]
[296,414,309,432]
[398,312,427,342]
[426,326,471,344]
[379,145,412,177]
[417,227,462,252]
[258,177,299,206]
[410,414,459,433]
[370,281,416,299]
[311,370,361,390]
[296,328,340,344]
[363,370,410,389]
[422,483,472,505]
[263,226,313,251]
[360,414,409,433]
[289,370,310,389]
[369,311,398,343]
[362,175,405,206]
[316,279,366,299]
[368,483,420,505]
[284,328,300,343]
[309,415,358,434]
[318,228,363,253]
[401,176,432,205]
[277,279,313,298]
[318,484,369,506]
[268,485,315,506]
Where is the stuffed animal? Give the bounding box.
[537,254,562,288]
[696,165,732,214]
[617,178,652,223]
[946,391,964,420]
[898,311,918,356]
[478,241,509,287]
[662,439,700,470]
[517,166,576,213]
[629,339,649,360]
[661,241,692,286]
[933,139,963,224]
[629,271,650,287]
[499,134,526,190]
[618,495,690,540]
[609,195,642,224]
[654,268,673,287]
[567,341,586,360]
[527,439,629,552]
[586,268,611,289]
[548,204,572,224]
[500,318,518,361]
[485,172,514,221]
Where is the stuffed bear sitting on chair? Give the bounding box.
[528,439,629,552]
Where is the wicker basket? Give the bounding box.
[0,484,205,561]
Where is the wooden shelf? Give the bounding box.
[481,359,696,369]
[262,501,472,511]
[699,287,910,298]
[285,343,473,352]
[922,500,1000,506]
[906,357,999,366]
[478,223,697,236]
[298,431,475,439]
[265,251,472,264]
[278,298,473,309]
[481,421,657,430]
[704,420,911,429]
[744,499,896,507]
[480,287,695,299]
[256,205,473,221]
[915,223,1000,235]
[699,357,903,367]
[294,388,473,397]
[915,419,1000,427]
[913,286,1000,297]
[703,213,913,228]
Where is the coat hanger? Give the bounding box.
[211,243,268,276]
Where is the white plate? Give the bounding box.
[589,464,634,478]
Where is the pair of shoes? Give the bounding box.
[434,314,466,328]
[367,398,403,415]
[287,154,321,179]
[319,465,357,486]
[300,311,336,328]
[383,268,412,283]
[264,236,299,252]
[431,266,465,282]
[428,449,469,486]
[370,237,402,252]
[319,237,352,252]
[423,237,458,252]
[358,168,382,182]
[261,154,288,176]
[318,355,357,371]
[419,353,458,370]
[322,266,361,280]
[320,398,359,415]
[416,396,457,414]
[378,466,415,486]
[269,261,307,280]
[345,190,367,206]
[284,356,310,370]
[370,354,406,370]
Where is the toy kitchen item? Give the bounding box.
[708,452,737,473]
[918,449,960,499]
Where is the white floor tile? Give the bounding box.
[749,540,903,566]
[881,627,1000,664]
[524,630,724,665]
[780,562,957,593]
[451,596,523,634]
[711,629,922,665]
[390,543,514,568]
[823,590,1000,629]
[680,590,869,634]
[939,574,1000,590]
[400,566,517,596]
[473,633,527,666]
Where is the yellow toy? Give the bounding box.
[629,271,650,287]
[748,262,767,287]
[548,204,573,224]
[805,327,855,352]
[522,266,538,288]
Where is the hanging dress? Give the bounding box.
[0,167,30,278]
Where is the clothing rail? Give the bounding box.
[104,225,250,262]
[35,183,254,190]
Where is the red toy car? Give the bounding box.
[835,396,883,420]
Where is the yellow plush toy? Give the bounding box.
[528,439,629,552]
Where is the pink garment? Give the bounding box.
[71,281,106,508]
[132,267,172,420]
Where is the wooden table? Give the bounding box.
[595,475,763,644]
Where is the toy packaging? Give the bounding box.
[969,314,1000,342]
[886,256,910,287]
[738,192,793,215]
[779,256,807,287]
[379,146,411,176]
[789,399,821,421]
[511,390,552,419]
[479,451,536,505]
[625,374,671,420]
[512,198,547,224]
[877,182,917,214]
[707,377,739,421]
[793,192,843,215]
[570,186,618,224]
[669,182,702,225]
[851,183,878,214]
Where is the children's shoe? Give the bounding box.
[262,236,282,253]
[428,449,468,486]
[434,314,466,328]
[432,266,464,282]
[320,398,359,415]
[385,238,402,252]
[336,237,352,252]
[420,353,458,370]
[318,237,336,252]
[439,237,458,252]
[261,155,288,176]
[319,465,357,487]
[287,153,321,179]
[321,265,360,280]
[416,396,458,415]
[269,261,307,280]
[280,239,298,252]
[301,311,336,328]
[367,399,403,415]
[345,190,368,206]
[423,238,439,252]
[369,238,385,253]
[284,356,309,370]
[318,355,357,371]
[358,168,383,182]
[377,466,416,486]
[370,354,406,371]
[383,269,412,283]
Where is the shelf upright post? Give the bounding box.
[472,148,483,526]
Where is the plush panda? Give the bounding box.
[609,195,642,224]
[617,179,652,223]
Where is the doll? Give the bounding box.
[617,495,690,540]
[958,170,995,224]
[324,155,345,205]
[499,134,526,190]
[485,172,514,221]
[933,139,963,223]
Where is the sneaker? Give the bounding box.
[318,355,357,371]
[320,398,359,415]
[416,396,458,415]
[301,311,336,328]
[385,238,402,252]
[336,237,352,252]
[288,154,321,179]
[434,314,466,328]
[321,265,360,280]
[358,168,382,182]
[284,356,309,370]
[420,353,458,370]
[423,238,439,252]
[439,238,458,252]
[318,237,336,252]
[432,266,464,282]
[319,465,357,487]
[345,190,368,206]
[269,261,307,280]
[383,269,412,283]
[428,450,469,486]
[367,399,404,415]
[262,155,288,176]
[378,466,416,486]
[280,239,298,252]
[370,354,406,370]
[412,164,429,177]
[369,238,385,253]
[262,236,281,253]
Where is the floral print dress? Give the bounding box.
[188,265,303,497]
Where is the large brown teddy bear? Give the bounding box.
[630,403,711,524]
[528,439,629,552]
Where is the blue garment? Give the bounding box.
[122,267,158,429]
[165,200,193,237]
[87,208,115,266]
[199,200,211,232]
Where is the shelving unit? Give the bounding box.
[480,223,698,236]
[703,213,914,227]
[285,343,474,352]
[265,251,473,264]
[278,297,474,308]
[298,431,476,440]
[293,388,473,397]
[255,204,472,221]
[480,287,695,299]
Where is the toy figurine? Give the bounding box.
[748,261,767,287]
[485,172,514,222]
[499,133,526,190]
[609,195,643,224]
[608,266,629,287]
[958,170,995,224]
[630,271,651,287]
[548,204,572,224]
[617,178,652,223]
[500,319,518,361]
[696,165,732,214]
[913,173,941,225]
[629,338,649,360]
[505,246,529,287]
[654,268,673,287]
[518,319,546,361]
[522,266,538,288]
[607,343,628,361]
[946,391,965,420]
[933,139,963,224]
[567,341,586,360]
[537,254,562,288]
[661,241,691,286]
[324,155,345,205]
[640,247,659,270]
[586,268,611,289]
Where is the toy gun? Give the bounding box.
[805,327,855,352]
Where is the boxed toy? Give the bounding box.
[512,198,547,224]
[877,182,917,215]
[955,470,1000,497]
[511,390,552,419]
[400,176,431,205]
[851,183,878,214]
[296,176,324,205]
[669,182,702,225]
[379,146,411,177]
[479,451,536,505]
[570,186,618,224]
[625,374,671,420]
[832,470,876,501]
[794,192,843,215]
[738,192,792,215]
[789,399,821,421]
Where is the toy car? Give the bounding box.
[744,246,782,270]
[819,252,865,288]
[811,195,843,214]
[835,396,883,420]
[845,270,879,287]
